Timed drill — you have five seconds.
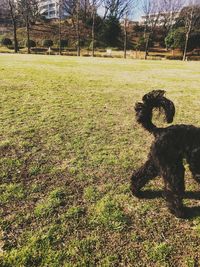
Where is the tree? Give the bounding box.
[103,0,133,20]
[89,0,102,56]
[159,0,184,34]
[141,0,162,59]
[122,0,137,58]
[179,1,200,60]
[58,0,63,55]
[18,0,39,54]
[101,0,135,48]
[64,0,81,56]
[123,14,129,58]
[57,0,68,55]
[165,28,185,51]
[1,0,19,53]
[101,15,121,47]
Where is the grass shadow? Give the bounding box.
[139,189,200,200]
[139,189,200,218]
[185,206,200,219]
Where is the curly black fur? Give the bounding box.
[131,90,200,218]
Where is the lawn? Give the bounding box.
[0,54,200,266]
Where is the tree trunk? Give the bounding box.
[76,0,80,57]
[26,16,30,54]
[124,25,127,59]
[183,4,194,61]
[144,34,150,60]
[8,0,18,53]
[183,31,189,61]
[91,10,95,57]
[77,30,80,57]
[59,16,62,55]
[13,20,18,53]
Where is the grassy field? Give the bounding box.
[0,54,200,267]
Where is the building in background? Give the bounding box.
[140,11,180,26]
[39,0,67,19]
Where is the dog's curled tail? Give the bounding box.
[135,90,175,135]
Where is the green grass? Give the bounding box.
[0,54,200,266]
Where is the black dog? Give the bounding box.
[131,90,200,218]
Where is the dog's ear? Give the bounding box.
[134,102,145,112]
[142,90,166,103]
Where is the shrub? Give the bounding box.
[66,47,77,52]
[62,52,77,56]
[60,39,68,48]
[165,28,185,50]
[165,55,183,60]
[43,39,53,47]
[30,47,47,54]
[82,53,90,57]
[188,56,200,61]
[26,40,36,48]
[1,38,12,47]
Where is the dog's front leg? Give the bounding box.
[162,163,185,218]
[131,159,158,197]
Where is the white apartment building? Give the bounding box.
[140,11,180,26]
[39,0,67,19]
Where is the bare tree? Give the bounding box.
[1,0,19,53]
[181,0,200,60]
[122,0,137,58]
[103,0,133,20]
[141,0,163,59]
[102,0,136,57]
[160,0,185,34]
[57,0,67,55]
[64,0,81,56]
[76,0,81,56]
[123,13,129,58]
[18,0,39,54]
[82,0,91,21]
[88,0,102,56]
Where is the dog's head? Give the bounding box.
[142,90,175,124]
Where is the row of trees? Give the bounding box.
[1,0,200,60]
[1,0,136,55]
[1,0,39,53]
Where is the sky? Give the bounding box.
[98,0,200,21]
[98,3,143,21]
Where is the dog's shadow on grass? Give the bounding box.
[139,190,200,219]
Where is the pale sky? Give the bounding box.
[98,4,143,21]
[98,0,200,21]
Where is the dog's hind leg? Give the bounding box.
[161,161,185,218]
[131,159,158,197]
[187,148,200,184]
